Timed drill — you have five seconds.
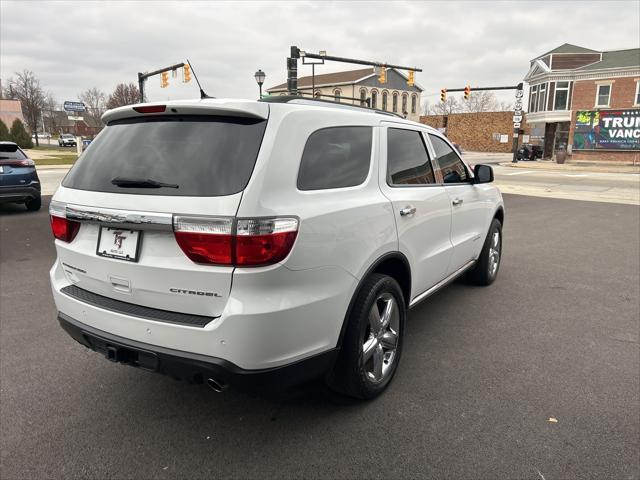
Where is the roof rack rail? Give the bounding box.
[259,95,403,118]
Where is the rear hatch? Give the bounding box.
[51,103,268,318]
[0,144,38,187]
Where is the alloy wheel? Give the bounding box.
[361,292,400,384]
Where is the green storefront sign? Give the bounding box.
[573,109,640,150]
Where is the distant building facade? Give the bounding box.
[0,99,25,130]
[420,112,532,153]
[46,110,103,138]
[524,43,640,163]
[266,67,423,122]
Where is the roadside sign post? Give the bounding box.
[63,101,86,154]
[512,83,524,163]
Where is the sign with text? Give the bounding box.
[63,101,86,112]
[573,109,640,150]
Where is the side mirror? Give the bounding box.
[473,164,494,184]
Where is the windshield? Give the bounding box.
[62,115,267,196]
[61,134,74,138]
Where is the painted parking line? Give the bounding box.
[504,171,533,176]
[563,174,590,177]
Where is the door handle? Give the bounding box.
[399,206,416,216]
[452,198,463,206]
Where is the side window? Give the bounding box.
[387,128,436,186]
[297,127,372,191]
[428,134,469,184]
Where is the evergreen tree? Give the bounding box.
[10,119,33,148]
[0,121,10,141]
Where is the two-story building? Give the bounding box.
[266,67,423,122]
[524,43,639,163]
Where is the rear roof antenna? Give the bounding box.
[187,59,214,99]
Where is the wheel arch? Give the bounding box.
[335,252,411,350]
[494,206,505,226]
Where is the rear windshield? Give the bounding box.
[62,115,267,196]
[0,144,26,160]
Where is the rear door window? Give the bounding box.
[297,126,372,190]
[62,115,267,196]
[386,128,436,186]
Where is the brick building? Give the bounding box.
[420,111,531,153]
[0,99,26,130]
[524,43,639,163]
[266,67,423,122]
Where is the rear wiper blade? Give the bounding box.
[111,177,179,189]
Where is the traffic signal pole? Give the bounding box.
[440,83,524,163]
[137,62,186,103]
[287,45,422,97]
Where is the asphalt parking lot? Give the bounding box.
[1,195,638,480]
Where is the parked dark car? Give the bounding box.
[0,142,41,211]
[516,144,543,161]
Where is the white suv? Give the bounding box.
[49,97,504,399]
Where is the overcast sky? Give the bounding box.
[1,0,638,109]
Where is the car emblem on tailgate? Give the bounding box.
[169,288,222,298]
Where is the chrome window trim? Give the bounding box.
[65,203,173,231]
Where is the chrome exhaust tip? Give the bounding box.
[206,377,228,393]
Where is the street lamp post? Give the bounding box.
[254,69,266,99]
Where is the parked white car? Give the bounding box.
[49,97,504,399]
[58,133,77,147]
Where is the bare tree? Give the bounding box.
[499,100,513,111]
[79,87,106,122]
[462,91,500,113]
[3,70,47,146]
[422,99,432,116]
[43,94,58,134]
[106,83,140,110]
[429,97,462,115]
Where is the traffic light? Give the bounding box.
[407,70,415,87]
[161,71,169,88]
[440,88,447,102]
[183,64,191,83]
[379,67,386,84]
[464,85,471,100]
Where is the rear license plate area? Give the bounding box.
[97,227,142,262]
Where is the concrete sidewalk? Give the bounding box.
[500,160,640,174]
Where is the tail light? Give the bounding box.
[49,201,80,242]
[173,216,298,267]
[0,159,34,167]
[236,218,298,266]
[173,216,234,265]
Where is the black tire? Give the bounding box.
[25,196,42,211]
[328,274,406,400]
[466,218,502,286]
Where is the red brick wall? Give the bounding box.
[569,76,639,164]
[419,112,530,152]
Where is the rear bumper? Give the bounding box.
[58,312,338,391]
[0,184,40,203]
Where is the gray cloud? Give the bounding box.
[1,0,638,107]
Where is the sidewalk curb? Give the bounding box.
[38,164,74,170]
[499,162,640,174]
